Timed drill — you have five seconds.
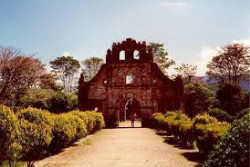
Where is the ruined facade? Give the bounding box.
[79,38,184,127]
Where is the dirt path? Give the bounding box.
[36,121,199,167]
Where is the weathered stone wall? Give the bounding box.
[78,38,184,127]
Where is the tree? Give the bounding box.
[184,82,213,117]
[0,46,44,106]
[216,82,245,115]
[147,43,175,75]
[50,56,80,92]
[39,73,62,91]
[81,57,104,81]
[206,43,250,83]
[174,63,197,84]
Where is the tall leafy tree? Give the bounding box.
[184,82,213,117]
[81,57,104,81]
[216,82,245,115]
[50,56,80,92]
[148,43,175,75]
[175,63,197,84]
[0,46,44,106]
[206,43,250,83]
[39,73,62,91]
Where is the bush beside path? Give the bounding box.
[36,128,198,167]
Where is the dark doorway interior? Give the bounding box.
[119,97,142,128]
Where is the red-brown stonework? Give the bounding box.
[78,38,184,127]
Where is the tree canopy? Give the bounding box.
[50,56,80,92]
[206,43,250,83]
[147,43,175,75]
[175,63,197,84]
[0,46,44,106]
[81,57,104,81]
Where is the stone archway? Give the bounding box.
[124,97,141,120]
[115,93,143,123]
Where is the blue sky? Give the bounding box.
[0,0,249,75]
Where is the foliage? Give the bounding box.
[174,63,197,84]
[50,110,104,153]
[49,91,78,113]
[17,107,53,165]
[193,114,230,156]
[81,57,104,81]
[208,108,234,123]
[206,43,250,83]
[0,46,44,107]
[147,43,175,75]
[39,73,62,91]
[237,108,250,119]
[204,113,249,167]
[151,112,167,130]
[184,82,213,117]
[49,114,82,153]
[20,88,54,109]
[216,82,245,115]
[165,111,194,145]
[0,106,105,166]
[0,105,22,166]
[20,88,78,113]
[50,55,80,92]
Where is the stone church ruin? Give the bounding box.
[78,38,184,127]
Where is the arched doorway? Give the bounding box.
[124,97,141,120]
[119,97,142,128]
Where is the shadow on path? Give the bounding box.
[156,131,203,165]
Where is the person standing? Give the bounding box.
[130,113,137,127]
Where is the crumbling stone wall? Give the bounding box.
[78,38,184,127]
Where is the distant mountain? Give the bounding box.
[195,76,249,92]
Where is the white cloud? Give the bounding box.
[195,47,219,76]
[233,38,250,46]
[61,52,71,57]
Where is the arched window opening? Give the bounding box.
[119,51,125,60]
[134,50,140,60]
[126,74,133,85]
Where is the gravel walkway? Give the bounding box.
[36,121,199,167]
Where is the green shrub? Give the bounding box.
[208,108,233,123]
[165,111,194,145]
[85,111,105,131]
[151,112,167,130]
[49,114,78,153]
[17,107,53,165]
[237,108,250,119]
[193,114,230,156]
[0,105,22,166]
[49,91,78,113]
[20,88,54,110]
[20,88,78,113]
[204,113,249,167]
[64,113,87,140]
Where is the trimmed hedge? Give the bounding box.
[0,105,22,166]
[151,113,167,130]
[204,113,249,167]
[151,111,231,154]
[0,106,105,166]
[165,111,194,146]
[17,107,54,165]
[208,108,233,123]
[193,114,230,156]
